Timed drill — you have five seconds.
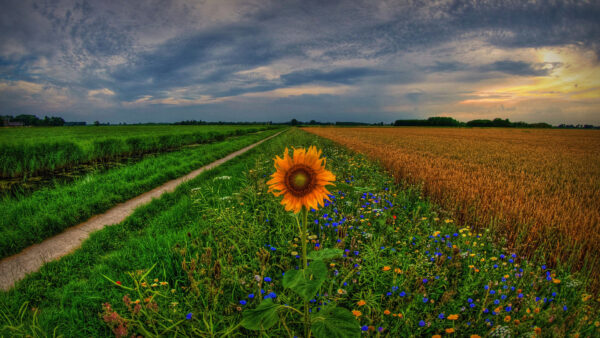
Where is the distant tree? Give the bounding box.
[290,118,299,126]
[94,120,100,126]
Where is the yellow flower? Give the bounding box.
[357,300,366,306]
[267,146,335,213]
[447,314,459,320]
[382,266,391,271]
[552,278,561,284]
[433,231,441,237]
[352,310,362,317]
[445,328,455,333]
[504,315,511,322]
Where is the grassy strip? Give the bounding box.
[0,125,276,178]
[0,129,281,259]
[0,129,597,337]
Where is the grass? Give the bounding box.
[0,128,281,260]
[0,125,277,178]
[304,127,600,288]
[1,128,597,337]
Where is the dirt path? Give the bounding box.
[0,131,283,291]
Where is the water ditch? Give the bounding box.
[0,133,261,198]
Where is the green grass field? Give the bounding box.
[1,128,597,337]
[0,125,276,178]
[0,128,281,260]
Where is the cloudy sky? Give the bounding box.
[1,0,599,124]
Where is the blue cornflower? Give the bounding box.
[399,291,406,297]
[494,299,500,305]
[469,303,476,308]
[438,313,445,319]
[264,277,272,282]
[505,306,511,312]
[423,297,428,303]
[490,290,496,295]
[361,325,369,331]
[248,293,255,299]
[467,298,473,303]
[423,278,428,284]
[418,320,426,327]
[518,293,523,298]
[239,300,247,305]
[186,313,192,320]
[563,305,568,311]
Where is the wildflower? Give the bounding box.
[264,277,272,283]
[447,314,459,320]
[352,310,362,317]
[438,313,445,319]
[239,300,247,305]
[267,146,335,213]
[357,300,366,306]
[361,326,368,331]
[534,327,541,335]
[186,313,192,320]
[504,315,511,322]
[160,281,168,286]
[248,293,255,299]
[446,328,455,333]
[471,335,482,338]
[384,309,391,315]
[394,268,403,274]
[382,266,391,271]
[433,335,442,338]
[116,281,122,286]
[418,320,426,327]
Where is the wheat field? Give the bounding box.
[304,127,600,281]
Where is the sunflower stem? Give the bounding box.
[301,207,310,338]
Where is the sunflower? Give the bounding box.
[267,146,335,213]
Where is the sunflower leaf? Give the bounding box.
[241,298,280,331]
[282,260,327,301]
[307,248,343,261]
[311,306,360,338]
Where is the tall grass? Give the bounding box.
[304,127,600,287]
[0,125,276,178]
[0,129,281,259]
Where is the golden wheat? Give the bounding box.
[304,127,600,279]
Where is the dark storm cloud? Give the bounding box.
[479,60,551,77]
[280,68,383,86]
[0,0,599,123]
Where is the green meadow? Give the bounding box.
[0,125,275,178]
[1,128,598,337]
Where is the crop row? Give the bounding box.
[0,129,281,260]
[0,125,276,178]
[303,127,600,289]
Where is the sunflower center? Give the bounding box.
[285,165,316,197]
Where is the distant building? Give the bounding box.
[2,119,24,127]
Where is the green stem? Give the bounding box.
[301,207,309,338]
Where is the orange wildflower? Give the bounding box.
[352,310,362,317]
[447,314,459,320]
[382,266,391,271]
[384,309,391,315]
[504,315,511,322]
[357,300,366,306]
[267,146,335,213]
[445,328,455,333]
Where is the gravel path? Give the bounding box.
[0,131,282,291]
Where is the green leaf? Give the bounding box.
[307,248,343,261]
[241,298,279,331]
[311,306,360,338]
[282,260,327,301]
